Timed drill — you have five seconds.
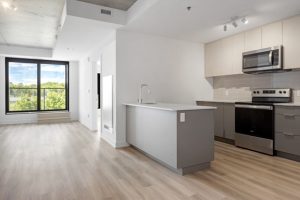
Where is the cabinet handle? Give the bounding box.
[284,114,296,118]
[282,132,295,136]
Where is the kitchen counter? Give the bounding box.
[196,99,246,103]
[274,103,300,107]
[125,102,215,175]
[124,102,216,111]
[197,100,300,107]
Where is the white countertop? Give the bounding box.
[274,103,300,107]
[196,99,247,103]
[197,99,300,107]
[124,103,216,111]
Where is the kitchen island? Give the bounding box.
[124,103,216,175]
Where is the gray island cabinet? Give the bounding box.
[124,103,216,175]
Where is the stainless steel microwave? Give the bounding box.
[242,46,283,74]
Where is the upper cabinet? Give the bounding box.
[283,16,300,69]
[205,15,300,77]
[262,21,283,48]
[205,33,244,77]
[244,27,262,52]
[205,40,222,77]
[231,33,245,74]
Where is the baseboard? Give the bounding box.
[0,120,78,126]
[0,119,36,125]
[115,140,129,148]
[276,151,300,162]
[101,134,117,148]
[215,136,235,145]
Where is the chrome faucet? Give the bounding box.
[138,84,150,104]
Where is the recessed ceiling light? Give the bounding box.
[1,1,18,11]
[2,1,10,8]
[241,17,249,24]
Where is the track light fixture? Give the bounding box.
[223,17,249,32]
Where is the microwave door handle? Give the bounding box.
[269,51,273,64]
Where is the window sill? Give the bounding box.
[6,110,69,115]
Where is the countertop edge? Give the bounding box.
[197,100,300,107]
[123,103,216,111]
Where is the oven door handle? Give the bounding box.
[235,104,273,110]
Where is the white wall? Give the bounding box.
[77,34,116,135]
[0,56,79,125]
[101,40,117,146]
[69,61,79,121]
[78,57,96,130]
[115,30,213,147]
[213,70,300,102]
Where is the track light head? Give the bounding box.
[241,17,249,24]
[232,21,238,28]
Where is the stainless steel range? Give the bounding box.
[235,89,292,155]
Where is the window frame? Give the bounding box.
[5,57,69,114]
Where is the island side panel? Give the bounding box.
[126,106,178,168]
[177,110,214,169]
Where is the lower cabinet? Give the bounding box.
[223,104,235,140]
[275,106,300,156]
[196,101,235,142]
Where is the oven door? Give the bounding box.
[235,104,274,140]
[242,46,282,73]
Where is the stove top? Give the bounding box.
[236,88,292,105]
[235,101,275,105]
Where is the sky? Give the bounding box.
[9,62,65,85]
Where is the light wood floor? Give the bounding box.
[0,123,300,200]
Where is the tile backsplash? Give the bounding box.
[213,70,300,102]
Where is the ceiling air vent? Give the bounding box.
[101,9,112,16]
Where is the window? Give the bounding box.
[6,58,69,113]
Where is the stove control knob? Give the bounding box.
[283,91,287,94]
[279,91,282,94]
[257,91,260,94]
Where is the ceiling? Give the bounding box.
[2,0,300,60]
[77,0,137,11]
[0,0,64,48]
[52,16,118,61]
[123,0,300,43]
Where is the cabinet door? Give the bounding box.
[262,21,283,48]
[275,106,300,155]
[245,27,262,52]
[283,16,300,69]
[220,37,234,76]
[223,104,235,140]
[196,102,224,137]
[205,41,220,77]
[231,33,245,75]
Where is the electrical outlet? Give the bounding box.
[180,113,186,122]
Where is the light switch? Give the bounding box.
[180,113,186,122]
